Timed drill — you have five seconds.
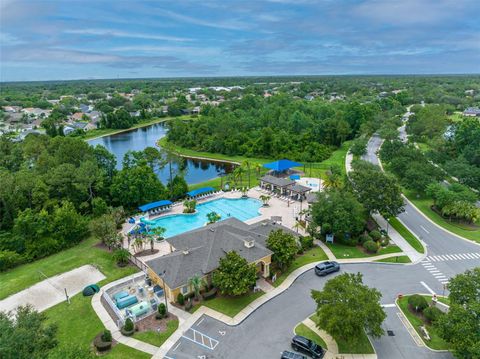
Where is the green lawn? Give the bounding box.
[326,242,402,259]
[404,189,480,243]
[160,138,352,191]
[0,236,138,300]
[294,323,328,349]
[45,282,149,359]
[397,296,449,350]
[309,314,374,354]
[192,290,265,317]
[273,246,328,287]
[375,255,412,263]
[133,319,179,347]
[389,217,425,253]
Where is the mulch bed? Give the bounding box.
[134,249,160,257]
[135,312,178,333]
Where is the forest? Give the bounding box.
[167,94,404,161]
[0,135,187,271]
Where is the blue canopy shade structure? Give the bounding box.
[138,200,172,212]
[186,187,215,197]
[263,159,302,172]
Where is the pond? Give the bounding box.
[87,122,234,184]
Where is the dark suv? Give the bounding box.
[291,335,325,358]
[315,261,340,276]
[281,350,307,359]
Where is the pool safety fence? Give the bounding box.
[102,291,125,328]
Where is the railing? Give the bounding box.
[128,254,148,273]
[102,291,125,328]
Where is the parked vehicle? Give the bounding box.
[315,261,340,276]
[291,335,326,358]
[281,350,307,359]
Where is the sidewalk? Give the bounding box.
[345,146,424,263]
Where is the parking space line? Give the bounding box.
[172,342,181,351]
[182,328,220,351]
[196,318,205,326]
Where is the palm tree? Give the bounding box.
[298,209,310,222]
[323,172,342,189]
[160,141,182,198]
[188,275,206,300]
[150,226,166,241]
[242,160,251,188]
[132,235,145,253]
[259,195,271,207]
[233,166,245,187]
[254,163,262,178]
[206,211,221,224]
[113,248,130,266]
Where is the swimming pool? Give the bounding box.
[147,197,262,238]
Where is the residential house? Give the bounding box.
[146,218,297,303]
[63,126,75,135]
[463,107,480,117]
[79,104,91,113]
[192,106,201,115]
[304,95,314,101]
[71,112,84,121]
[3,106,21,113]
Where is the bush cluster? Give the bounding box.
[299,236,314,251]
[363,240,379,253]
[408,294,428,312]
[177,293,185,305]
[423,306,443,323]
[369,230,382,241]
[156,303,167,319]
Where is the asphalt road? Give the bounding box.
[164,133,479,359]
[166,260,478,359]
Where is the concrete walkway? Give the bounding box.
[345,148,425,263]
[88,250,408,358]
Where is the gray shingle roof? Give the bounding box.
[146,218,296,289]
[260,175,295,187]
[287,183,311,193]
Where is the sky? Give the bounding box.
[1,0,479,82]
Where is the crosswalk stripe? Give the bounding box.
[465,253,474,259]
[473,253,480,258]
[429,270,440,273]
[452,254,461,260]
[434,274,446,278]
[457,254,467,259]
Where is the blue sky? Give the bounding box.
[1,0,479,81]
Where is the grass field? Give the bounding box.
[389,217,425,253]
[326,242,402,259]
[273,246,328,287]
[294,323,328,349]
[160,138,352,191]
[133,319,179,347]
[0,236,138,300]
[192,290,264,318]
[397,295,449,350]
[404,189,480,243]
[309,314,374,354]
[375,255,412,263]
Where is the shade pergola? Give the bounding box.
[263,159,302,172]
[186,187,215,198]
[138,200,173,217]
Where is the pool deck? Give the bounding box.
[122,188,307,263]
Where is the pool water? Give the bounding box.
[148,198,262,238]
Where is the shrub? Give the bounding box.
[0,250,24,272]
[358,233,372,244]
[101,329,112,342]
[203,288,217,300]
[380,237,390,247]
[156,303,166,319]
[121,318,135,336]
[299,236,314,251]
[408,295,428,312]
[177,293,185,305]
[423,306,443,323]
[94,334,112,352]
[363,240,379,253]
[370,230,382,241]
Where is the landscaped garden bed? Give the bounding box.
[397,294,449,350]
[132,313,179,347]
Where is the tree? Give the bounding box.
[112,248,130,266]
[242,160,252,188]
[437,268,480,359]
[0,305,58,359]
[188,274,206,300]
[323,164,343,189]
[266,230,298,270]
[349,137,368,157]
[350,160,404,217]
[110,163,166,209]
[259,194,271,206]
[206,211,221,224]
[89,214,118,250]
[311,273,386,342]
[311,188,366,238]
[212,251,257,296]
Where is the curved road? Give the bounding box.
[162,135,479,359]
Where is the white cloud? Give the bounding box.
[64,28,192,42]
[0,32,25,45]
[160,9,250,31]
[108,45,220,56]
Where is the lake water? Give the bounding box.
[87,122,234,184]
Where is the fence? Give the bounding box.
[102,291,125,328]
[128,254,148,272]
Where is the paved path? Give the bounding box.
[0,265,105,313]
[346,145,425,263]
